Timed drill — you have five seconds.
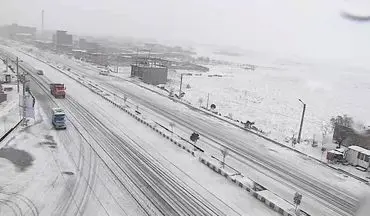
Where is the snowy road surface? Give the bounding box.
[8,44,370,216]
[0,45,280,215]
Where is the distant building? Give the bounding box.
[0,24,36,40]
[53,30,73,52]
[72,50,108,66]
[131,64,168,85]
[78,38,101,52]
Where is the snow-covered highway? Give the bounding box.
[0,44,281,215]
[8,44,369,216]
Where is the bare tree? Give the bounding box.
[330,114,353,130]
[169,122,175,135]
[227,113,233,119]
[321,122,330,147]
[123,94,128,105]
[169,88,174,97]
[220,148,229,168]
[198,98,204,107]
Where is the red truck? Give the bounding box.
[50,83,66,98]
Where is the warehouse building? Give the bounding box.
[130,57,168,85]
[53,30,73,52]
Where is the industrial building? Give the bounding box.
[0,24,36,40]
[72,50,108,66]
[131,57,168,85]
[78,38,101,52]
[53,30,73,52]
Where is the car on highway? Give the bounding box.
[36,69,44,75]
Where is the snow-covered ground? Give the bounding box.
[0,61,21,138]
[9,44,368,215]
[0,89,20,135]
[0,98,76,215]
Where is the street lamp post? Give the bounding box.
[297,99,306,143]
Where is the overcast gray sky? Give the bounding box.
[1,0,370,64]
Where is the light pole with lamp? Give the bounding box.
[297,99,306,143]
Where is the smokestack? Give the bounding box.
[41,10,44,34]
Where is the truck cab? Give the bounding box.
[36,69,44,75]
[99,69,109,76]
[52,108,66,129]
[50,83,66,98]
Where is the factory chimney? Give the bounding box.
[41,10,44,34]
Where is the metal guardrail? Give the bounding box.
[0,119,22,144]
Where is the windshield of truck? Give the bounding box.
[54,114,65,121]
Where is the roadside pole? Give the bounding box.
[16,57,19,93]
[5,57,8,73]
[21,67,28,126]
[179,73,183,96]
[22,71,26,126]
[297,99,306,143]
[206,93,210,109]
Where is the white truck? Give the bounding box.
[99,69,109,76]
[52,108,66,129]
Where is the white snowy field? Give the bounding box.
[166,61,370,143]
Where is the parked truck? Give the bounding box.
[99,69,109,76]
[51,108,66,129]
[50,83,66,98]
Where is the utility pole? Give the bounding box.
[5,57,8,72]
[22,69,28,126]
[297,99,306,143]
[206,93,210,109]
[16,57,19,93]
[179,73,192,98]
[179,73,183,96]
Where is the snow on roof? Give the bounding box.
[348,145,370,155]
[52,108,65,114]
[328,150,344,155]
[335,148,345,153]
